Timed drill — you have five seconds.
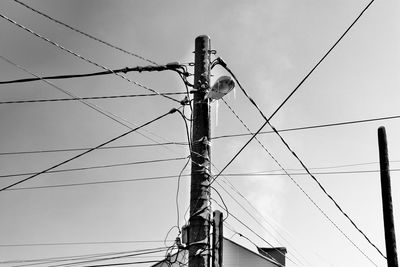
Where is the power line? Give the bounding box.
[0,55,188,161]
[0,240,173,247]
[220,99,345,267]
[210,0,377,184]
[212,114,400,140]
[0,92,188,105]
[74,260,163,267]
[0,142,186,156]
[7,166,400,192]
[0,13,180,104]
[6,174,186,191]
[0,108,177,191]
[215,177,315,267]
[0,63,187,85]
[13,0,158,65]
[212,202,292,267]
[2,113,400,156]
[0,157,187,179]
[48,248,168,267]
[4,248,168,267]
[215,0,383,261]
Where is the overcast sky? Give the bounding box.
[0,1,399,266]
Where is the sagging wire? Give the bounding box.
[0,62,188,85]
[0,12,181,104]
[0,108,178,191]
[13,0,158,65]
[0,55,189,161]
[221,59,384,263]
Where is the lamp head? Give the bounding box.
[205,76,235,100]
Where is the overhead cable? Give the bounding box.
[213,0,383,260]
[13,0,158,65]
[0,108,177,191]
[220,100,347,266]
[0,92,188,105]
[0,13,180,104]
[2,113,400,156]
[0,157,187,179]
[210,0,377,186]
[0,63,188,85]
[0,240,172,247]
[48,247,168,267]
[0,142,187,156]
[0,55,187,159]
[212,114,400,140]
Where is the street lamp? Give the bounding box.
[205,75,235,100]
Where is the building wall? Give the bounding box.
[223,238,282,267]
[151,238,283,267]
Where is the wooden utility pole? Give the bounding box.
[378,126,398,267]
[189,35,212,267]
[212,210,223,267]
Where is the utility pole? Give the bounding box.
[378,126,398,267]
[189,35,212,267]
[212,210,223,267]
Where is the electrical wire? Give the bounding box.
[212,176,305,267]
[3,247,170,267]
[0,55,185,156]
[3,113,400,156]
[0,64,186,85]
[0,108,177,191]
[0,157,187,179]
[272,123,386,259]
[0,142,187,156]
[215,0,384,259]
[74,260,163,267]
[0,13,180,104]
[1,250,160,267]
[221,97,385,262]
[221,78,381,264]
[0,55,191,166]
[5,174,187,191]
[0,240,174,247]
[212,114,400,140]
[209,0,377,183]
[13,0,158,65]
[6,166,400,192]
[212,202,294,267]
[0,92,188,105]
[216,100,314,265]
[48,247,169,267]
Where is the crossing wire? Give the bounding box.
[7,167,400,192]
[0,157,187,179]
[1,113,399,156]
[13,0,158,65]
[0,55,189,161]
[210,0,382,263]
[0,12,180,104]
[0,108,177,191]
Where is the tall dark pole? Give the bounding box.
[212,210,223,267]
[378,126,398,267]
[189,35,211,267]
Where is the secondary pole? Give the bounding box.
[189,35,212,267]
[378,126,398,267]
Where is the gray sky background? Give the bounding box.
[0,1,399,266]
